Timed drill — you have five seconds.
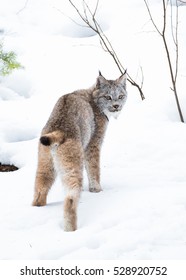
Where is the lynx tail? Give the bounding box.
[40,131,65,146]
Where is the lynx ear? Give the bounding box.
[96,71,108,88]
[117,69,127,88]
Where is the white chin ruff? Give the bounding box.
[104,110,121,120]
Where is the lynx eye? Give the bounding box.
[104,95,112,100]
[118,95,124,99]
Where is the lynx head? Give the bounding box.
[93,71,127,119]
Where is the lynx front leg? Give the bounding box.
[85,143,102,193]
[57,140,83,231]
[32,144,55,206]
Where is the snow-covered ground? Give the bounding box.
[0,0,186,260]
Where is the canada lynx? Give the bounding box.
[32,71,127,231]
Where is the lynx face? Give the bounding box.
[94,72,127,119]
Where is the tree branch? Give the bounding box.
[144,0,184,122]
[16,0,29,15]
[144,0,162,36]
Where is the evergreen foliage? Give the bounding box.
[0,42,22,76]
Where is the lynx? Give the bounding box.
[32,71,127,231]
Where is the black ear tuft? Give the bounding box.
[99,70,102,76]
[40,136,51,146]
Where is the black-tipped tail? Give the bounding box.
[40,136,51,146]
[40,131,65,146]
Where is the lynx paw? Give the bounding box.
[63,223,77,232]
[32,193,47,206]
[89,184,102,193]
[32,200,46,206]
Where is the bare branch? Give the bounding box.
[82,0,90,24]
[174,0,179,82]
[93,0,100,17]
[16,0,29,15]
[68,0,96,31]
[170,0,176,45]
[162,0,167,36]
[139,66,144,90]
[144,0,162,36]
[178,0,186,4]
[53,6,89,29]
[144,0,184,122]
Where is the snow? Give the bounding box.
[0,0,186,260]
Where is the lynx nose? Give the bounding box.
[113,104,119,110]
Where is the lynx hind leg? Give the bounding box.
[85,143,102,193]
[57,139,84,231]
[32,143,55,206]
[63,188,81,231]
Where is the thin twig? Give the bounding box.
[174,0,179,83]
[53,6,88,29]
[93,0,100,17]
[178,0,186,4]
[16,0,29,15]
[144,0,162,36]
